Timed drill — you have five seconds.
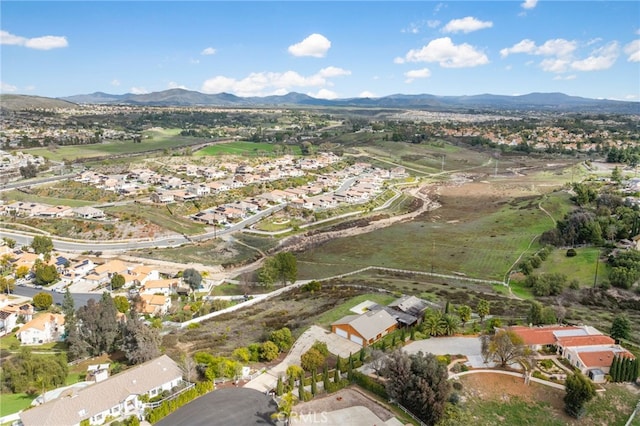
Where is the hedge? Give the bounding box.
[146,381,214,423]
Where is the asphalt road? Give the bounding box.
[9,286,101,307]
[155,387,277,426]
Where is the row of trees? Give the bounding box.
[1,348,68,394]
[609,355,640,383]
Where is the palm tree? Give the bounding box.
[439,314,460,336]
[422,311,443,336]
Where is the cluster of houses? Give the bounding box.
[0,150,46,184]
[1,202,105,219]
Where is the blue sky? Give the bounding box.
[1,1,639,100]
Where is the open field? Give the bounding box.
[24,128,209,162]
[538,247,608,287]
[195,141,302,156]
[104,204,206,236]
[296,184,566,282]
[459,373,640,426]
[2,189,97,207]
[130,234,278,268]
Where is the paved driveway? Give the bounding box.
[404,337,488,368]
[155,387,277,426]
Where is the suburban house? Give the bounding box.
[0,297,33,336]
[16,313,65,345]
[388,295,434,323]
[139,294,171,317]
[140,278,179,296]
[508,325,635,382]
[19,355,186,426]
[332,309,398,346]
[72,206,106,220]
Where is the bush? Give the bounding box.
[351,371,388,399]
[452,381,463,391]
[566,248,577,257]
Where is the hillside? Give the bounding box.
[0,94,77,111]
[59,89,640,114]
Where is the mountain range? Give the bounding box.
[2,89,638,113]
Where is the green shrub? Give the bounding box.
[566,248,577,257]
[351,371,387,399]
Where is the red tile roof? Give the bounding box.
[509,325,579,346]
[578,350,634,369]
[557,335,615,347]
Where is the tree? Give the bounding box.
[30,236,53,255]
[15,265,30,279]
[610,314,631,342]
[439,314,460,336]
[301,348,325,372]
[19,161,38,179]
[457,305,472,326]
[2,237,16,248]
[564,371,596,419]
[62,288,74,318]
[527,301,544,325]
[276,376,284,396]
[110,273,125,290]
[422,310,443,336]
[113,295,130,313]
[260,341,279,362]
[34,263,58,286]
[484,330,527,367]
[121,311,161,364]
[298,372,305,401]
[384,350,450,426]
[260,252,297,287]
[310,368,317,395]
[323,363,330,391]
[370,349,386,377]
[0,276,16,295]
[71,293,120,357]
[32,292,53,310]
[182,268,202,290]
[232,347,250,363]
[269,327,294,352]
[476,299,490,323]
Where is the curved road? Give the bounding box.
[0,203,286,252]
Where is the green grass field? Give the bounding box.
[195,141,302,156]
[537,247,608,287]
[3,190,96,207]
[24,128,208,161]
[297,192,560,282]
[0,393,36,417]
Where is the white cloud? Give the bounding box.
[201,47,216,56]
[111,79,121,87]
[553,74,577,80]
[624,94,639,100]
[288,33,331,58]
[624,40,640,62]
[130,87,149,95]
[0,81,18,92]
[1,30,68,50]
[190,58,200,64]
[25,85,36,91]
[201,67,350,97]
[404,68,431,83]
[168,82,188,90]
[500,39,536,57]
[570,41,619,71]
[540,58,570,73]
[393,57,405,64]
[317,66,351,78]
[521,0,538,10]
[401,20,440,34]
[403,37,489,68]
[359,91,376,98]
[309,89,338,99]
[428,20,441,29]
[442,17,493,34]
[500,38,576,58]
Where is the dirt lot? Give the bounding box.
[292,387,397,422]
[162,286,371,358]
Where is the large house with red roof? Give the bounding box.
[508,325,635,382]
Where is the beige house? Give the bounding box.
[17,313,65,345]
[332,309,398,347]
[20,355,185,426]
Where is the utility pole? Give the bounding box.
[593,250,600,288]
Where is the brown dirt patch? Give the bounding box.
[293,387,395,421]
[460,373,564,410]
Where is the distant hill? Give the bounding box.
[0,94,77,110]
[36,89,640,114]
